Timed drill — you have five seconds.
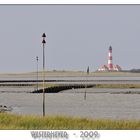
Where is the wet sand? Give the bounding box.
[1,72,140,119]
[0,88,140,120]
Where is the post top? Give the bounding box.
[42,33,46,38]
[42,39,46,44]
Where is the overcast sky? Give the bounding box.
[0,5,140,73]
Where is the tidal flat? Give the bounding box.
[0,87,140,120]
[1,72,140,120]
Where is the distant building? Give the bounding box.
[98,46,122,72]
[98,65,109,71]
[113,64,122,71]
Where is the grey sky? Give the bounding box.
[0,5,140,73]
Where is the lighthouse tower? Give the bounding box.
[108,46,113,71]
[97,46,122,72]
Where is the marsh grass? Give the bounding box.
[0,113,140,129]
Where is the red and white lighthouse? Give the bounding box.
[97,46,122,72]
[108,46,113,71]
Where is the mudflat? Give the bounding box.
[0,88,140,120]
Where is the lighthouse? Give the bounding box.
[97,46,122,72]
[108,46,113,71]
